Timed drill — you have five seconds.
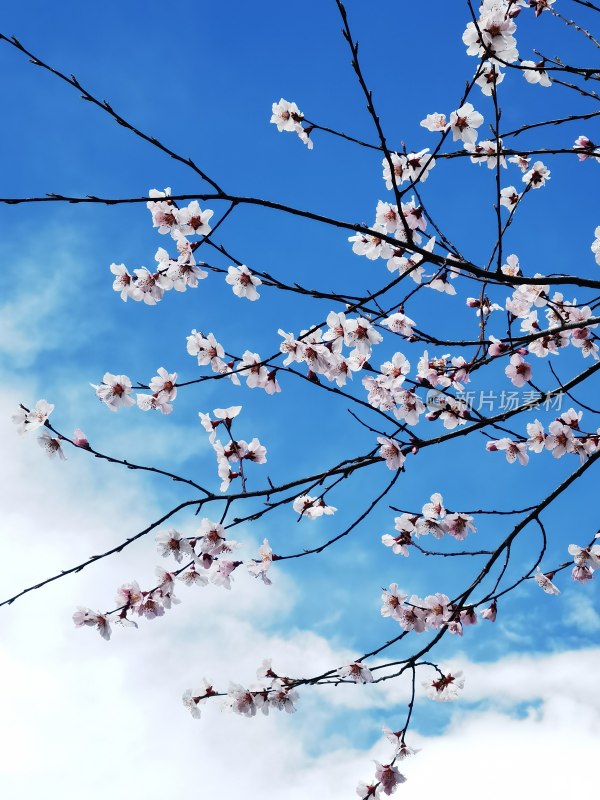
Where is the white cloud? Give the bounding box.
[0,227,99,368]
[563,589,600,632]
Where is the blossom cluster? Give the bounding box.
[110,189,264,306]
[382,492,477,557]
[73,519,279,640]
[109,190,212,304]
[198,405,267,492]
[487,409,600,466]
[91,369,178,415]
[382,584,490,638]
[11,399,68,460]
[534,537,600,592]
[184,658,299,721]
[501,274,598,361]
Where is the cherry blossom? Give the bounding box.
[500,185,520,211]
[129,267,164,305]
[271,99,303,132]
[523,160,551,188]
[592,227,600,266]
[226,683,257,717]
[211,560,239,590]
[239,350,270,389]
[545,420,576,458]
[521,60,552,87]
[415,515,448,539]
[568,543,600,571]
[429,272,457,295]
[338,662,374,684]
[12,399,54,434]
[225,265,262,301]
[475,61,505,95]
[163,239,208,291]
[146,188,180,235]
[91,373,135,412]
[445,512,476,540]
[73,607,112,640]
[381,150,435,192]
[530,0,556,17]
[136,367,177,414]
[464,138,506,169]
[292,494,337,520]
[345,317,383,356]
[526,420,546,452]
[486,438,529,465]
[268,680,299,713]
[509,154,530,172]
[374,762,406,796]
[488,335,510,357]
[386,240,431,283]
[381,311,415,338]
[419,112,449,132]
[424,670,465,702]
[466,296,503,316]
[349,226,394,261]
[182,681,215,719]
[178,564,209,588]
[148,367,177,401]
[381,583,408,621]
[460,607,478,626]
[382,729,420,760]
[156,529,192,563]
[534,568,560,595]
[246,538,273,584]
[422,593,452,628]
[377,437,406,470]
[450,103,485,144]
[574,136,600,164]
[356,781,381,800]
[177,200,213,237]
[73,428,89,448]
[382,531,412,557]
[270,98,312,148]
[37,430,66,460]
[381,153,408,189]
[505,353,532,387]
[462,3,519,63]
[186,330,224,367]
[110,263,133,301]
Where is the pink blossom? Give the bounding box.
[487,438,529,465]
[12,399,54,435]
[73,607,112,640]
[449,103,484,144]
[225,265,262,301]
[420,112,449,132]
[481,601,497,622]
[374,762,406,796]
[338,661,374,684]
[377,437,406,470]
[37,430,66,460]
[534,569,560,595]
[91,373,135,412]
[505,353,532,387]
[424,670,465,702]
[381,583,407,621]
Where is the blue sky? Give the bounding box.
[1,1,599,797]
